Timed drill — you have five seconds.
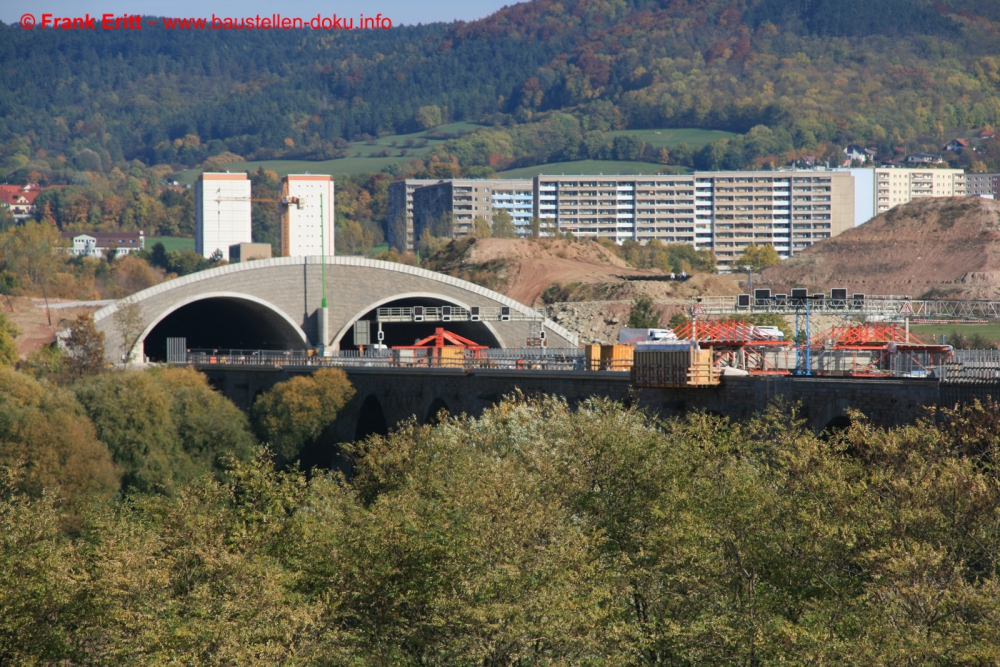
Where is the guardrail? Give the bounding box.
[695,295,1000,319]
[186,347,588,371]
[182,347,1000,383]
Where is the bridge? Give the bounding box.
[194,361,999,450]
[695,294,1000,319]
[90,256,578,362]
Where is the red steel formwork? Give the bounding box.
[671,320,790,374]
[803,323,952,377]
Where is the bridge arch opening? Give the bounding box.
[355,395,389,442]
[142,294,309,362]
[821,415,852,437]
[335,294,503,351]
[425,398,450,426]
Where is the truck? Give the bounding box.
[618,328,680,345]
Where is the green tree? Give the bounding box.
[491,208,517,238]
[0,313,17,365]
[627,294,660,328]
[251,368,355,464]
[415,105,443,130]
[74,370,256,495]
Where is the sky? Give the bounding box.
[1,0,513,27]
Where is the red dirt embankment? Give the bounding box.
[455,238,739,305]
[761,197,1000,299]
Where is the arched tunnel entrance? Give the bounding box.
[339,296,502,350]
[143,296,308,362]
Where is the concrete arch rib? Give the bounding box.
[91,256,577,348]
[135,292,311,355]
[330,292,506,350]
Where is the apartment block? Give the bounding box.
[387,179,442,252]
[873,168,966,216]
[965,172,1000,198]
[694,171,853,268]
[281,174,334,257]
[195,172,252,261]
[534,175,699,246]
[412,179,533,241]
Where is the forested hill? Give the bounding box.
[4,0,1000,176]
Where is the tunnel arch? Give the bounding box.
[821,415,852,435]
[425,398,451,426]
[139,292,310,362]
[332,291,506,350]
[355,395,389,442]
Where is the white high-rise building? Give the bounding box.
[195,172,252,261]
[281,175,334,257]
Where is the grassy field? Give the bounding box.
[147,237,195,252]
[174,122,482,183]
[909,322,1000,343]
[173,125,729,183]
[499,160,689,178]
[605,128,737,148]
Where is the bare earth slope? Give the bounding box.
[444,238,738,305]
[761,198,1000,299]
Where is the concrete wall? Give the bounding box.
[91,257,578,361]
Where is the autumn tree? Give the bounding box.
[251,368,355,464]
[737,242,781,271]
[112,296,144,366]
[0,221,65,323]
[471,215,491,238]
[64,314,105,378]
[491,208,518,238]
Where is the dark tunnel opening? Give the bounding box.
[144,297,307,362]
[340,296,502,350]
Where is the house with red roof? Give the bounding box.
[0,184,42,219]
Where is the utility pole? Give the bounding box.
[318,193,330,355]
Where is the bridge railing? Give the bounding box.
[184,347,1000,382]
[186,347,587,371]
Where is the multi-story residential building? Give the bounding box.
[965,172,1000,198]
[387,179,442,252]
[195,172,251,261]
[532,172,853,270]
[534,175,699,246]
[412,179,532,241]
[872,168,966,217]
[282,174,334,257]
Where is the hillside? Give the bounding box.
[423,237,739,304]
[760,197,1000,299]
[6,0,1000,183]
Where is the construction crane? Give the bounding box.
[214,195,303,208]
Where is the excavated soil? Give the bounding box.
[761,197,1000,299]
[455,238,740,306]
[3,296,104,359]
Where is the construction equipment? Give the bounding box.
[391,327,488,368]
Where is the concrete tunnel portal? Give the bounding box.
[143,296,309,361]
[339,296,502,350]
